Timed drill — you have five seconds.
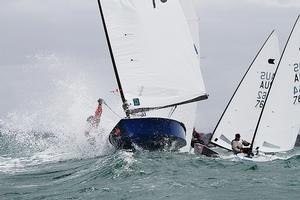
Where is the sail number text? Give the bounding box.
[255,72,273,108]
[293,62,300,104]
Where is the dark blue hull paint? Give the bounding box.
[109,118,187,151]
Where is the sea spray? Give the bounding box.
[0,53,120,173]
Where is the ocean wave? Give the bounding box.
[0,124,115,174]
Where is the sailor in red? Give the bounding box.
[93,98,103,128]
[84,98,104,144]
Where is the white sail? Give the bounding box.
[179,0,200,59]
[99,0,207,113]
[178,0,200,151]
[210,31,280,150]
[253,16,300,153]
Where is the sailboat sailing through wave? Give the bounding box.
[210,16,300,161]
[210,30,280,151]
[96,0,208,150]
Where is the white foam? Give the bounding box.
[0,53,121,172]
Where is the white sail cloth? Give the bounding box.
[253,17,300,153]
[211,31,280,150]
[99,0,207,112]
[180,0,200,59]
[178,0,201,152]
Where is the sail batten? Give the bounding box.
[99,0,207,113]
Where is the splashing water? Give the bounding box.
[1,53,300,199]
[0,53,121,173]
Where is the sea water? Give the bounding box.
[1,54,299,200]
[0,126,299,200]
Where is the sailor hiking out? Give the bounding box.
[231,133,252,155]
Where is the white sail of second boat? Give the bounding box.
[252,16,300,153]
[210,31,280,150]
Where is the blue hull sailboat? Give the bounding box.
[97,0,208,150]
[109,118,186,150]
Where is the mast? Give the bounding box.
[210,30,276,149]
[96,0,207,115]
[249,16,300,153]
[96,0,129,118]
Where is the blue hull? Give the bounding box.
[109,118,187,151]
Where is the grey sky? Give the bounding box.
[0,0,299,132]
[195,0,300,132]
